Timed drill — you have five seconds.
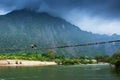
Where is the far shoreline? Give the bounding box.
[0,60,57,67]
[0,59,111,67]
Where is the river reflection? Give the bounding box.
[0,64,120,80]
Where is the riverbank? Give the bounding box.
[0,60,57,66]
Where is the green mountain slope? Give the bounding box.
[0,10,120,56]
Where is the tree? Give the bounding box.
[111,52,120,69]
[95,55,110,63]
[46,49,56,59]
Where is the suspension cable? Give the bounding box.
[0,40,120,51]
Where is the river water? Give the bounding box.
[0,64,120,80]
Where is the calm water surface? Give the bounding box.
[0,64,120,80]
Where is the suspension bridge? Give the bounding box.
[0,39,120,51]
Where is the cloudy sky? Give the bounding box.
[0,0,120,35]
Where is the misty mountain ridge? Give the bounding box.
[0,10,120,56]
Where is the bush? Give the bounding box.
[111,52,120,69]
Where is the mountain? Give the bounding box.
[0,10,120,56]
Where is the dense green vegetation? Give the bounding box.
[0,50,56,61]
[0,49,98,65]
[94,52,120,69]
[111,52,120,69]
[95,55,111,63]
[0,50,120,66]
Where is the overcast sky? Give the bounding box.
[0,0,120,35]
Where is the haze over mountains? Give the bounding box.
[0,10,120,56]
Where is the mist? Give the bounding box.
[0,0,120,35]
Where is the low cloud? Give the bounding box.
[0,0,120,35]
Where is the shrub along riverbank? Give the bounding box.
[0,49,98,65]
[0,50,120,68]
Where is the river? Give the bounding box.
[0,64,120,80]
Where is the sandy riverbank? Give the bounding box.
[0,60,57,66]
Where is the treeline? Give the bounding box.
[0,50,98,65]
[0,50,120,67]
